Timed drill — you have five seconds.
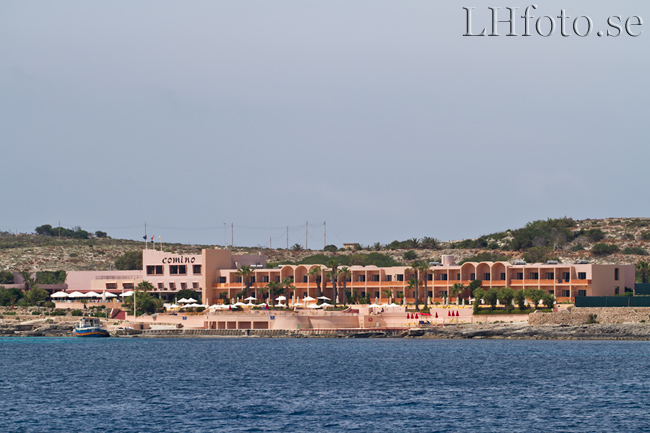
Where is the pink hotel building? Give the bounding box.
[66,250,634,304]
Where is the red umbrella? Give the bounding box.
[435,312,438,318]
[455,311,459,317]
[447,311,450,316]
[415,314,419,319]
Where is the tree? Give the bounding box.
[326,260,338,306]
[449,283,465,304]
[235,265,254,299]
[0,271,14,285]
[123,289,163,315]
[591,243,619,256]
[115,251,142,270]
[19,270,35,291]
[407,262,424,310]
[403,250,417,261]
[524,288,544,309]
[338,267,350,305]
[95,231,108,238]
[324,244,338,252]
[473,288,485,314]
[513,289,526,310]
[542,292,555,309]
[23,287,49,306]
[35,224,55,236]
[636,261,650,284]
[497,287,515,312]
[483,288,499,310]
[281,277,295,306]
[265,281,283,306]
[0,287,24,306]
[421,237,440,250]
[291,243,303,251]
[414,260,431,307]
[523,246,551,264]
[308,266,323,297]
[468,280,482,297]
[174,289,200,302]
[382,289,392,303]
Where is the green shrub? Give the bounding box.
[591,243,619,256]
[31,311,41,315]
[571,243,585,251]
[323,244,338,252]
[623,247,647,255]
[586,314,598,324]
[641,231,650,241]
[403,250,417,261]
[51,310,67,316]
[70,310,83,317]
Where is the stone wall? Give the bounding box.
[529,307,650,326]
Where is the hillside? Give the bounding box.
[1,217,649,273]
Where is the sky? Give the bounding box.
[2,1,649,248]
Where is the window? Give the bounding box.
[275,276,281,283]
[562,290,570,297]
[371,275,380,282]
[219,277,227,284]
[147,266,156,275]
[123,283,134,290]
[303,276,308,283]
[563,272,570,281]
[193,265,201,275]
[178,265,186,275]
[615,286,620,295]
[181,282,187,290]
[546,272,554,280]
[578,272,587,280]
[500,273,506,280]
[470,273,475,280]
[578,290,586,297]
[516,272,524,280]
[456,273,461,280]
[439,274,448,281]
[428,291,433,297]
[169,282,176,290]
[386,275,392,282]
[615,268,619,280]
[483,273,490,281]
[530,272,539,280]
[427,274,433,281]
[358,275,366,282]
[375,291,380,298]
[289,276,294,282]
[396,274,404,282]
[106,283,117,290]
[234,276,242,283]
[548,290,553,294]
[192,282,198,289]
[170,265,178,275]
[440,291,448,297]
[158,283,163,289]
[261,276,269,283]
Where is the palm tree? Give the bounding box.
[266,281,283,306]
[281,277,295,307]
[19,270,35,291]
[414,260,431,307]
[450,282,465,304]
[407,261,424,310]
[381,289,392,304]
[308,266,323,297]
[235,265,254,299]
[326,260,338,306]
[407,279,417,307]
[637,261,650,284]
[338,267,350,305]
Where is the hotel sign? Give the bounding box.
[161,256,197,264]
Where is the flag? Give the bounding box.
[143,235,146,240]
[151,235,154,242]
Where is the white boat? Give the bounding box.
[73,317,110,337]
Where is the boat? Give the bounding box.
[74,317,110,337]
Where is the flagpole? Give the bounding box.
[159,235,162,252]
[144,222,147,250]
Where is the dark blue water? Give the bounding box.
[1,338,650,432]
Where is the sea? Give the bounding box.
[1,337,649,433]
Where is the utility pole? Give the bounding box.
[231,222,234,248]
[223,223,226,247]
[324,221,326,249]
[306,221,308,250]
[270,237,272,249]
[286,226,289,249]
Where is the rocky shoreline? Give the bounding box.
[4,320,650,340]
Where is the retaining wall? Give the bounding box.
[528,307,650,326]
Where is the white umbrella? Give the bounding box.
[244,296,257,301]
[317,296,330,301]
[177,298,189,303]
[307,303,322,309]
[304,296,316,302]
[233,302,247,307]
[387,303,401,307]
[368,303,380,308]
[320,302,332,307]
[86,291,101,298]
[276,295,287,301]
[68,291,86,298]
[275,303,287,308]
[120,291,134,297]
[186,298,198,304]
[51,291,69,298]
[103,292,117,298]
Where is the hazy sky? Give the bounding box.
[2,1,649,248]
